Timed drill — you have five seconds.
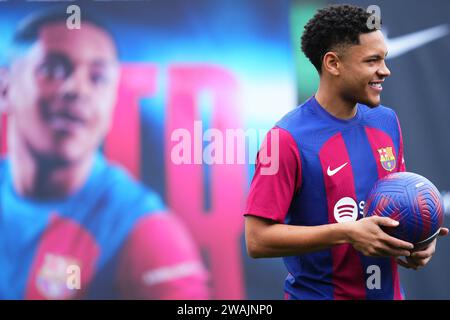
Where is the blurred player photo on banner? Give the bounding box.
[0,0,296,300]
[0,5,210,299]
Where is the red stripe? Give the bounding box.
[319,133,366,300]
[165,65,245,299]
[395,116,406,172]
[391,259,403,300]
[104,64,158,179]
[365,126,402,300]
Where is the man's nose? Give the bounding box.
[378,60,391,78]
[60,67,90,101]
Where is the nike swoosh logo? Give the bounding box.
[385,24,449,59]
[327,162,348,176]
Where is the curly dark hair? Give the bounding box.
[301,4,378,73]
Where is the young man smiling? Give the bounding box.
[245,4,448,300]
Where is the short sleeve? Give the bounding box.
[244,127,301,223]
[116,213,210,299]
[395,114,406,172]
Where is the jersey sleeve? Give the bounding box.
[244,127,301,223]
[116,213,210,299]
[395,114,406,172]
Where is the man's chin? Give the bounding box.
[360,96,381,108]
[366,102,381,108]
[34,148,85,168]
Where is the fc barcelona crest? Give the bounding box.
[36,253,79,300]
[378,147,396,172]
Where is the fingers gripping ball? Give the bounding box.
[364,172,444,250]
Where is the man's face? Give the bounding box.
[337,30,391,107]
[7,22,120,164]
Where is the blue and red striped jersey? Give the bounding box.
[0,153,208,299]
[246,96,406,300]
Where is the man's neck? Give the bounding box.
[315,81,357,120]
[9,142,94,200]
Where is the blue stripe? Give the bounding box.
[277,103,336,300]
[282,149,335,299]
[342,126,395,299]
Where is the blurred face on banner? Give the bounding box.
[3,22,120,164]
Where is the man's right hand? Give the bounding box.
[346,216,414,257]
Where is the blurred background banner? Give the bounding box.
[0,0,449,299]
[0,0,296,300]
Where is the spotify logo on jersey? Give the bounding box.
[333,197,358,223]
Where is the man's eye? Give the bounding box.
[91,72,108,84]
[38,63,69,80]
[53,64,67,80]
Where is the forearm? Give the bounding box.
[245,216,351,258]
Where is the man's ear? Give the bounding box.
[322,52,341,76]
[0,67,10,114]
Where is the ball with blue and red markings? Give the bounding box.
[364,172,444,250]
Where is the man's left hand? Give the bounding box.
[396,228,449,270]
